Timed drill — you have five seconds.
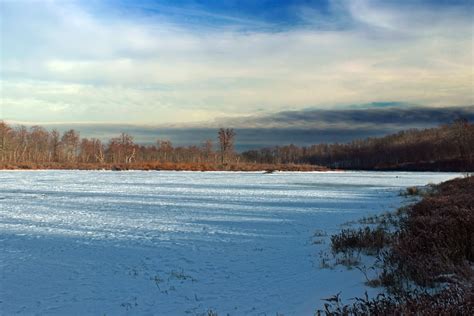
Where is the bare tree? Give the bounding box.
[202,139,214,163]
[15,126,29,162]
[157,139,173,162]
[50,129,61,162]
[61,129,80,162]
[0,121,12,162]
[218,128,236,164]
[452,118,469,160]
[108,133,136,163]
[29,126,49,162]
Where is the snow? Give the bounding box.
[0,170,461,315]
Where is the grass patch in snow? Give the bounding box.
[331,227,393,256]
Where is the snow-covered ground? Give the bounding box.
[0,170,461,315]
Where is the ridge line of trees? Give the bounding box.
[0,122,237,166]
[242,119,473,171]
[0,119,472,171]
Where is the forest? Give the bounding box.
[0,119,472,171]
[243,119,473,171]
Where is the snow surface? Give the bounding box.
[0,170,461,315]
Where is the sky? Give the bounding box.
[0,0,473,145]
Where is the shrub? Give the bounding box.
[384,176,474,288]
[401,186,420,196]
[316,284,472,315]
[320,176,474,314]
[331,227,393,255]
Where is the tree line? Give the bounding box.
[0,121,237,166]
[0,119,472,171]
[242,119,473,171]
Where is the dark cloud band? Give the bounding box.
[29,105,473,151]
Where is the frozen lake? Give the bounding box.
[0,170,460,315]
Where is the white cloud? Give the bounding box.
[0,0,472,124]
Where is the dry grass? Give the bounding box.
[0,162,329,172]
[331,227,393,256]
[320,176,474,315]
[383,176,474,289]
[316,284,472,316]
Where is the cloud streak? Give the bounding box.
[216,104,474,129]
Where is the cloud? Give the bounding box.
[215,104,474,129]
[1,0,472,124]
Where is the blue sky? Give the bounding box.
[92,0,470,29]
[1,0,473,127]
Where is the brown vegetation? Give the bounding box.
[383,176,474,289]
[1,119,472,171]
[243,119,474,171]
[0,121,328,171]
[321,176,474,315]
[330,227,393,256]
[317,284,472,316]
[0,161,326,172]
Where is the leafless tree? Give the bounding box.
[218,128,236,164]
[61,129,80,162]
[108,133,136,163]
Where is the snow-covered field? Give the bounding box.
[0,170,460,315]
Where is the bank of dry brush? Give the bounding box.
[320,176,474,315]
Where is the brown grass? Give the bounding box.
[321,176,474,315]
[0,162,329,172]
[331,227,393,255]
[316,284,472,315]
[383,176,474,289]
